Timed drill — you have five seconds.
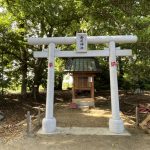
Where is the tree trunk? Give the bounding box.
[32,59,45,100]
[21,50,27,98]
[21,64,27,96]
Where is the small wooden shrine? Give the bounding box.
[65,58,100,107]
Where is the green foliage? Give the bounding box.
[95,57,110,90]
[0,0,150,94]
[55,71,63,90]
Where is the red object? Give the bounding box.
[69,103,78,109]
[138,104,150,113]
[49,62,53,68]
[139,107,150,113]
[111,61,117,67]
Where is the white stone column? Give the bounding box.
[42,43,56,133]
[109,41,124,133]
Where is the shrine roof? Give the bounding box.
[65,58,100,72]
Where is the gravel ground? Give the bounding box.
[0,130,149,150]
[0,91,150,149]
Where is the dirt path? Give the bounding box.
[0,103,149,150]
[0,131,149,150]
[0,91,150,149]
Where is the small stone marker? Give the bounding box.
[26,111,32,136]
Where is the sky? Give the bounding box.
[0,6,5,13]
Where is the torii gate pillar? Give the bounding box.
[42,43,56,133]
[109,41,124,133]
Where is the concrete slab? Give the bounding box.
[72,98,95,107]
[37,127,131,136]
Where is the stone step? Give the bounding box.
[72,98,95,107]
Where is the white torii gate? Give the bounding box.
[28,33,137,134]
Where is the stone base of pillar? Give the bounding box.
[109,118,124,134]
[42,117,56,133]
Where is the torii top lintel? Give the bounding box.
[28,35,138,45]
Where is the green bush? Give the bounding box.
[144,83,150,90]
[55,71,63,90]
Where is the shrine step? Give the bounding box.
[72,98,95,107]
